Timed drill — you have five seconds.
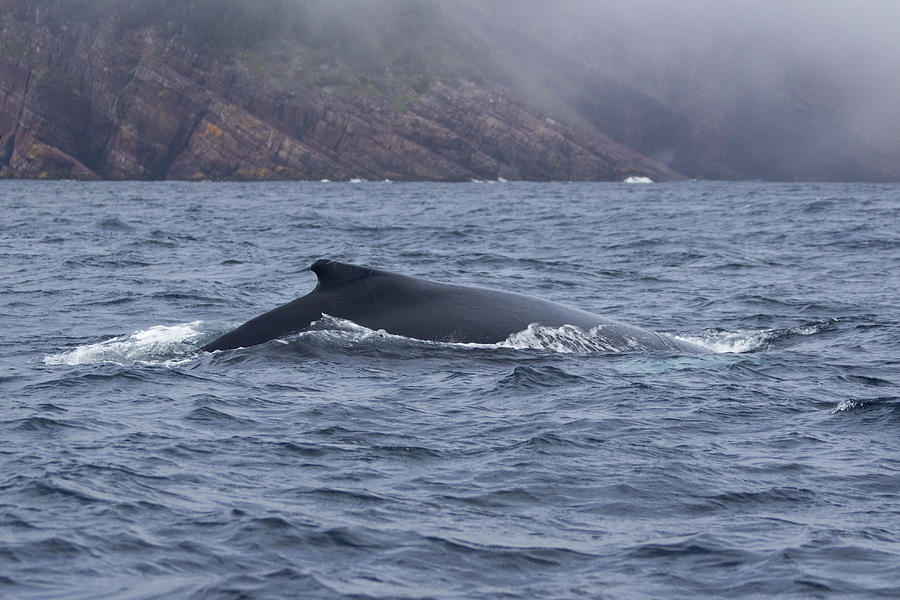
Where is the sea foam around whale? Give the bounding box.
[43,315,835,366]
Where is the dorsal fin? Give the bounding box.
[310,259,374,287]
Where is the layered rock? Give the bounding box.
[0,15,678,181]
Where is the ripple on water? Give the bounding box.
[5,181,900,599]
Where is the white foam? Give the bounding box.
[674,322,827,354]
[49,317,820,365]
[308,315,391,338]
[304,317,656,354]
[833,398,863,413]
[44,321,211,366]
[674,330,770,354]
[623,176,654,184]
[498,323,626,353]
[289,318,832,355]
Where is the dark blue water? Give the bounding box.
[2,180,899,599]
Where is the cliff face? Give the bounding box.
[0,11,678,182]
[4,2,896,182]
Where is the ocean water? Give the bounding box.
[2,180,899,599]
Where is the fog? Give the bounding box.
[421,0,897,178]
[545,0,900,140]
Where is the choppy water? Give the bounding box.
[2,180,899,599]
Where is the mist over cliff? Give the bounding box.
[1,0,897,181]
[449,0,900,180]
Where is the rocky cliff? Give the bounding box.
[2,1,897,182]
[0,4,678,182]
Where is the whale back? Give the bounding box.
[201,260,705,352]
[309,259,607,343]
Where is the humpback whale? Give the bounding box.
[201,259,706,353]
